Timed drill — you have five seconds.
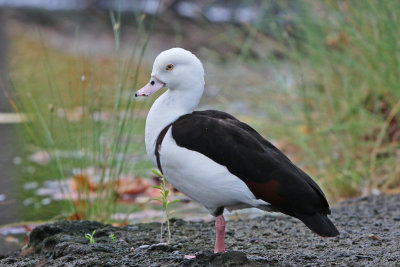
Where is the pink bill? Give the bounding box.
[135,76,165,97]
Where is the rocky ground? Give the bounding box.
[1,194,400,267]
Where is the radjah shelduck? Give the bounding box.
[135,48,339,253]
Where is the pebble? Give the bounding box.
[250,238,258,243]
[148,243,170,251]
[183,255,196,259]
[367,234,381,240]
[137,245,150,250]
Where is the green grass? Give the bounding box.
[264,0,400,199]
[7,11,158,222]
[151,170,180,244]
[85,230,96,244]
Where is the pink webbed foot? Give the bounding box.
[214,214,226,253]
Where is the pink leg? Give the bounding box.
[214,215,226,253]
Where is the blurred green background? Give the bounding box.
[0,0,399,227]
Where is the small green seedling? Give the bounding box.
[152,169,180,244]
[109,233,116,242]
[85,230,96,244]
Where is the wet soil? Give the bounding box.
[2,194,400,266]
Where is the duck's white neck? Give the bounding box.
[144,81,204,165]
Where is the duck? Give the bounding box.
[135,47,339,253]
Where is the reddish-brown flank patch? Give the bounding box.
[245,179,284,205]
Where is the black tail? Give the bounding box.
[294,212,339,237]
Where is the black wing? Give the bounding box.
[171,110,331,217]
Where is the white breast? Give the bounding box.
[144,89,196,167]
[159,129,269,214]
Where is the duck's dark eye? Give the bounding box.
[165,64,174,71]
[150,80,155,86]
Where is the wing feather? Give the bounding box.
[171,110,331,216]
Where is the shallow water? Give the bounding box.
[0,123,21,226]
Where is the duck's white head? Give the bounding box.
[135,48,205,97]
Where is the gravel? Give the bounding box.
[1,194,400,266]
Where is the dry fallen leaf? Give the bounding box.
[72,174,99,192]
[116,178,150,196]
[326,31,349,48]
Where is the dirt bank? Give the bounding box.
[2,194,400,266]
